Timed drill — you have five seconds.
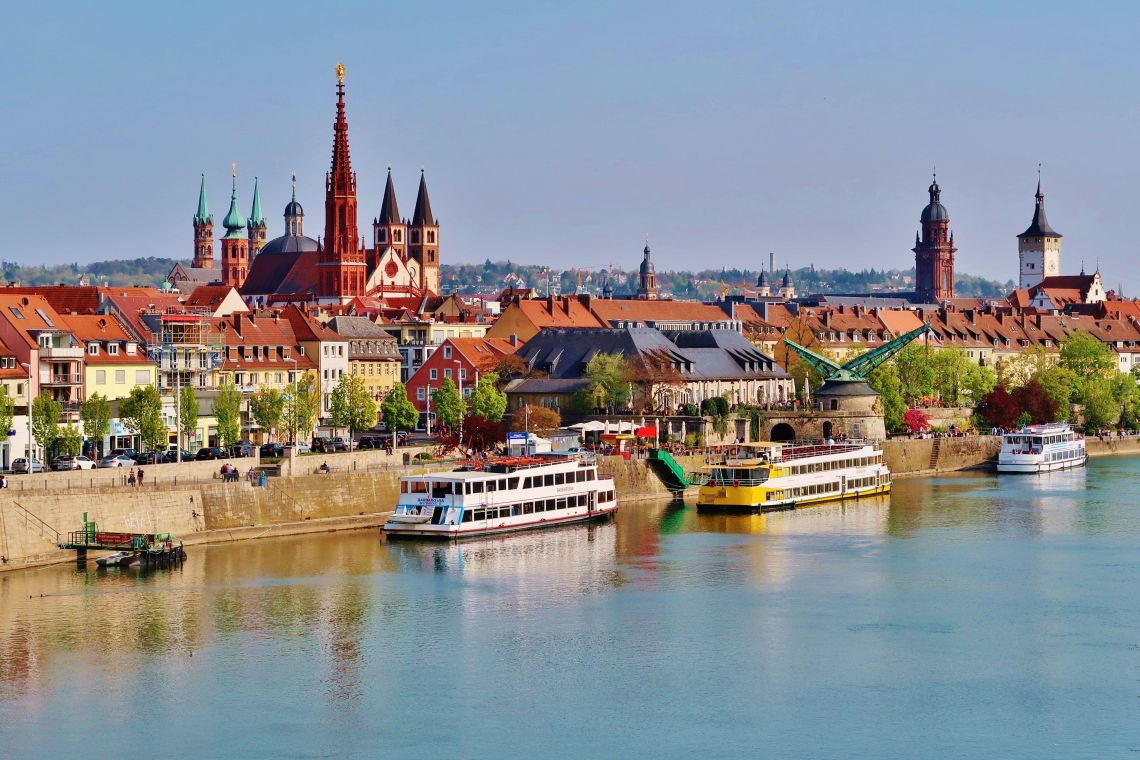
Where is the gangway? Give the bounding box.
[648,449,690,494]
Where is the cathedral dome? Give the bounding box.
[284,198,304,217]
[781,270,794,288]
[920,179,949,223]
[639,243,654,276]
[258,234,319,256]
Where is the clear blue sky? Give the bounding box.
[2,1,1137,290]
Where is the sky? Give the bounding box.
[2,1,1138,290]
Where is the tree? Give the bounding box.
[509,404,561,435]
[462,415,505,451]
[975,385,1020,429]
[214,378,243,448]
[625,355,683,412]
[962,360,998,406]
[57,423,82,456]
[80,392,111,458]
[380,382,418,434]
[1081,376,1120,430]
[867,361,905,432]
[1059,330,1115,381]
[581,353,630,413]
[283,374,320,443]
[329,373,378,442]
[31,392,62,456]
[119,385,167,451]
[997,346,1052,390]
[250,386,286,442]
[903,408,931,435]
[179,385,200,449]
[1012,379,1059,425]
[469,372,507,422]
[430,377,465,431]
[894,343,936,405]
[1032,366,1077,421]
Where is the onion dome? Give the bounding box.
[640,242,654,276]
[222,172,248,240]
[920,177,949,223]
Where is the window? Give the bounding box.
[8,307,23,320]
[96,370,106,384]
[135,370,149,384]
[107,344,119,356]
[417,387,425,400]
[444,368,452,379]
[88,344,99,356]
[115,370,125,384]
[430,368,438,380]
[443,346,451,359]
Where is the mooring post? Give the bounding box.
[75,548,87,568]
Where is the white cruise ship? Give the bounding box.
[382,454,618,538]
[997,422,1087,474]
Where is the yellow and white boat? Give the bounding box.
[692,441,891,511]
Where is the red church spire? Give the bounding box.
[319,63,366,301]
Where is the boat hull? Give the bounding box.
[383,504,618,540]
[996,453,1088,474]
[697,482,891,512]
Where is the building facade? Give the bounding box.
[913,175,956,303]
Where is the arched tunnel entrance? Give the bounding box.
[770,423,796,442]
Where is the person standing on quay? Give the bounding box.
[137,468,145,487]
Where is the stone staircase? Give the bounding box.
[928,438,942,470]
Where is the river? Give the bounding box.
[1,457,1138,758]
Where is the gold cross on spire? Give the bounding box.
[336,63,345,85]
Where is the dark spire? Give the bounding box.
[1018,173,1061,238]
[379,166,401,224]
[411,169,435,226]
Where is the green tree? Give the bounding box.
[430,377,465,431]
[179,385,200,449]
[380,381,418,434]
[1032,366,1078,421]
[469,372,507,422]
[119,385,167,451]
[329,373,378,442]
[250,386,286,442]
[0,387,13,456]
[57,423,82,456]
[581,353,630,413]
[80,392,112,458]
[1081,376,1120,430]
[283,374,320,443]
[1059,330,1115,404]
[962,361,997,406]
[214,378,243,448]
[930,348,994,407]
[31,392,62,456]
[997,346,1052,389]
[867,361,905,432]
[894,343,935,405]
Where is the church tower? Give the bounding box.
[318,63,366,302]
[913,174,957,303]
[636,239,659,300]
[373,167,406,263]
[1017,175,1062,289]
[220,166,250,289]
[407,169,440,294]
[247,176,267,258]
[284,171,304,236]
[193,173,214,269]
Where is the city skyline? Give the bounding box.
[3,1,1137,291]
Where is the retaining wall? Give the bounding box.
[1086,437,1140,457]
[882,436,1001,477]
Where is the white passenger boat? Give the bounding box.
[382,454,618,538]
[997,422,1087,474]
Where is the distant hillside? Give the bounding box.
[441,260,1016,300]
[1,256,1015,299]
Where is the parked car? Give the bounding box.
[397,431,409,446]
[133,451,168,465]
[229,441,255,458]
[98,455,135,469]
[52,455,96,471]
[356,435,387,450]
[195,447,226,461]
[11,457,45,474]
[259,443,284,458]
[285,441,311,454]
[109,448,137,459]
[312,437,348,453]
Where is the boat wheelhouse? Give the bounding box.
[692,440,891,511]
[997,422,1086,474]
[382,454,617,538]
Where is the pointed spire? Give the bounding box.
[328,62,353,194]
[379,166,401,225]
[195,173,212,225]
[222,163,248,239]
[411,168,435,226]
[1019,169,1061,238]
[249,176,265,225]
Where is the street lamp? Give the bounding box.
[454,360,464,447]
[19,362,32,463]
[284,355,298,445]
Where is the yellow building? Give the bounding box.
[327,316,402,404]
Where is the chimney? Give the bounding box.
[509,334,519,347]
[1035,314,1043,329]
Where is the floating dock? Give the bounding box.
[58,513,186,568]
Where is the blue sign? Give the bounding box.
[507,432,528,443]
[6,430,14,437]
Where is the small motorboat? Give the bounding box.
[386,512,433,524]
[96,551,135,568]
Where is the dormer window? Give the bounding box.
[107,344,119,356]
[88,344,99,356]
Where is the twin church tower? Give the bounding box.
[191,64,441,303]
[912,172,1063,302]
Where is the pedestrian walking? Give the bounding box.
[128,467,136,486]
[137,468,145,487]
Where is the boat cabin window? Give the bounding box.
[432,482,452,499]
[555,473,565,485]
[544,474,554,487]
[409,481,429,494]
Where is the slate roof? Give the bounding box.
[1019,181,1061,238]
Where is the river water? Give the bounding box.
[1,458,1138,758]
